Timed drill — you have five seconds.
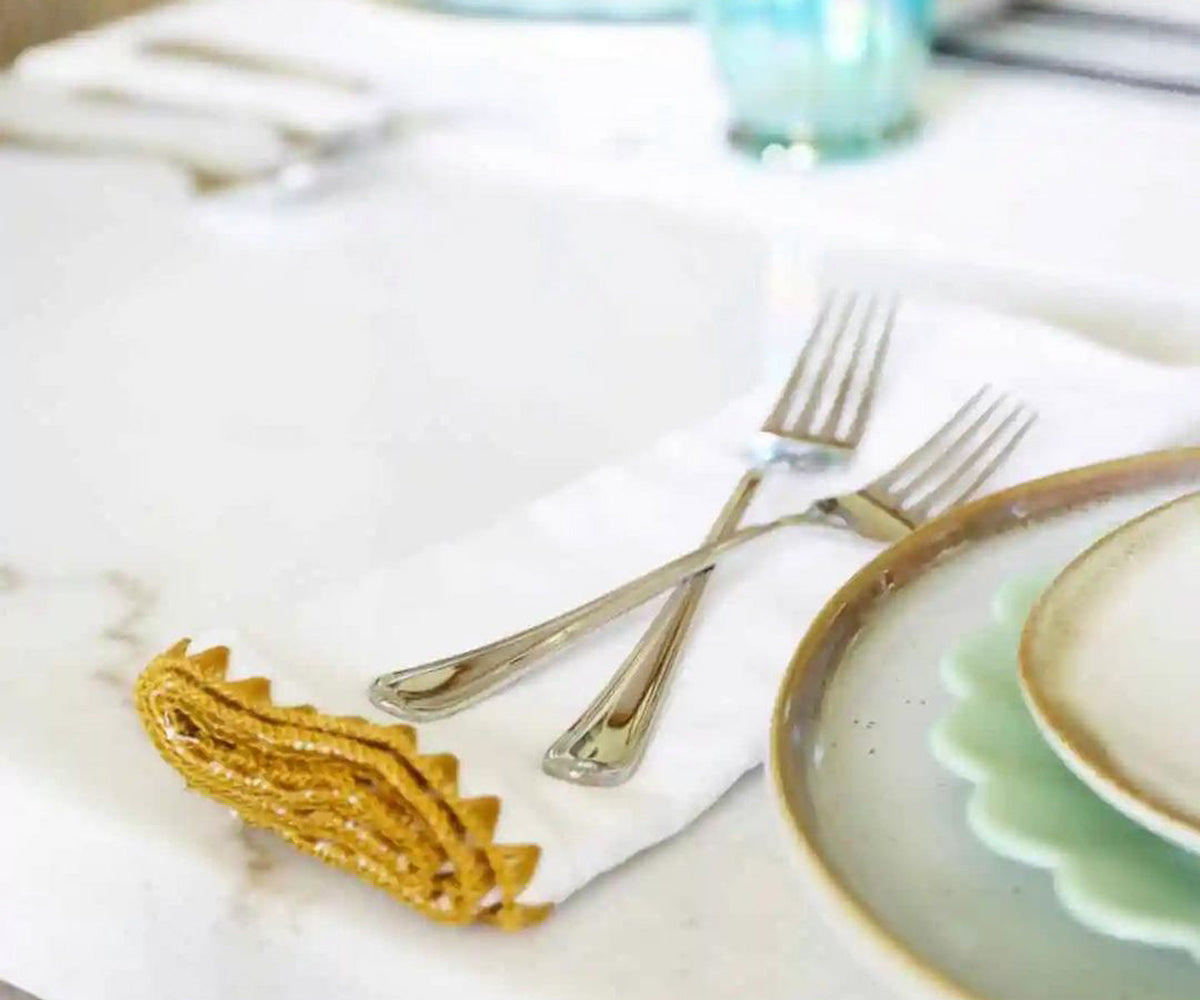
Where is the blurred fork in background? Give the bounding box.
[3,28,400,199]
[0,79,334,197]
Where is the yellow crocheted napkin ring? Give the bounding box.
[134,640,551,929]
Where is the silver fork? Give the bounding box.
[0,122,275,195]
[369,383,1035,736]
[139,38,399,153]
[542,385,1036,783]
[141,38,376,95]
[73,84,382,160]
[66,85,377,198]
[6,38,396,199]
[0,124,337,198]
[369,290,894,721]
[540,295,901,785]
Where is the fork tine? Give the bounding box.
[868,385,991,498]
[816,294,875,441]
[760,293,836,436]
[789,292,857,435]
[889,392,1006,501]
[143,38,373,93]
[843,294,895,446]
[906,406,1038,520]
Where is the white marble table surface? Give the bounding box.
[2,10,1200,1000]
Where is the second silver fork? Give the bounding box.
[542,383,1036,783]
[370,381,1036,757]
[540,292,895,785]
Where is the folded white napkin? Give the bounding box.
[208,296,1199,908]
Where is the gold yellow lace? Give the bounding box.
[134,640,551,929]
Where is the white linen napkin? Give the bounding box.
[204,296,1200,909]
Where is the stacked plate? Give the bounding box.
[770,451,1200,1000]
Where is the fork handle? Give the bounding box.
[541,469,763,785]
[0,130,236,190]
[368,494,821,722]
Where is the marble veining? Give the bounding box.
[228,823,286,926]
[99,571,156,652]
[0,563,319,946]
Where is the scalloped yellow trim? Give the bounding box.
[134,640,551,929]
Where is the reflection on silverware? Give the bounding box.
[542,290,894,786]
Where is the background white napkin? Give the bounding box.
[10,0,710,160]
[23,0,1196,186]
[0,0,1013,150]
[215,296,1200,906]
[9,0,1200,370]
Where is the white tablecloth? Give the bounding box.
[1,6,1199,1000]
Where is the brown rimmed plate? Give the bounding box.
[770,449,1200,1000]
[1020,490,1200,858]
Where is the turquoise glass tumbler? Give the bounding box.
[706,0,932,159]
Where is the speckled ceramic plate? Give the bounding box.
[932,573,1200,962]
[770,450,1200,1000]
[1019,492,1200,856]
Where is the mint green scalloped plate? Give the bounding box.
[931,574,1200,962]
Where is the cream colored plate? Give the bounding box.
[771,450,1200,1000]
[1021,491,1200,856]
